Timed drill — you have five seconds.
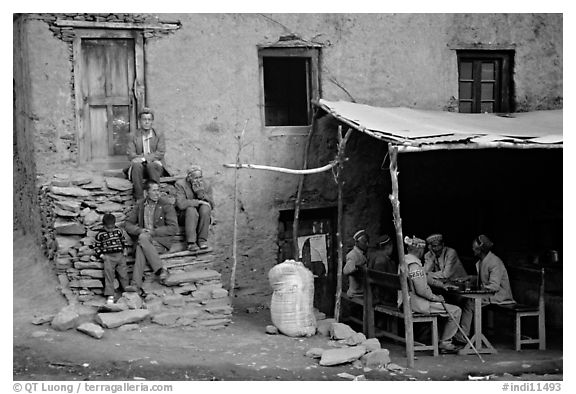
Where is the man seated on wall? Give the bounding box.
[343,229,369,298]
[125,180,177,295]
[126,107,169,200]
[174,166,214,252]
[423,233,468,282]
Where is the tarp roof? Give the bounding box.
[316,99,563,151]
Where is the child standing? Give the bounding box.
[94,213,132,305]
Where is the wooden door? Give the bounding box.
[74,30,144,166]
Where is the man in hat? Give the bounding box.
[175,166,214,252]
[424,233,468,281]
[343,230,369,297]
[368,234,396,273]
[127,108,169,200]
[402,235,463,352]
[453,235,515,344]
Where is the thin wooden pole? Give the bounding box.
[293,109,320,259]
[229,120,247,299]
[388,144,415,368]
[223,162,337,174]
[334,126,353,322]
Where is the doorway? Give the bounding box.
[278,207,337,316]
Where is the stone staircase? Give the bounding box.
[38,170,232,330]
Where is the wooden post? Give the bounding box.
[293,109,320,259]
[388,144,415,368]
[229,121,247,299]
[334,126,353,322]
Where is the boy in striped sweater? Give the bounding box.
[94,214,133,305]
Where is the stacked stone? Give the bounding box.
[137,251,233,329]
[39,171,233,329]
[39,173,135,301]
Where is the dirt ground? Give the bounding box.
[12,230,563,382]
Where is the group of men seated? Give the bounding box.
[344,230,515,353]
[98,107,214,299]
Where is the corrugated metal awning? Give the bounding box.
[315,99,563,151]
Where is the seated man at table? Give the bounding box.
[402,235,462,352]
[368,234,396,273]
[424,233,468,281]
[453,234,515,344]
[343,230,369,298]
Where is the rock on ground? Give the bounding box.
[319,345,367,366]
[305,348,325,358]
[96,309,150,328]
[330,322,356,340]
[361,349,391,369]
[316,318,336,336]
[51,306,80,331]
[77,322,105,339]
[361,338,382,352]
[265,325,278,335]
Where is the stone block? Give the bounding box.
[55,222,86,235]
[96,309,150,328]
[330,322,356,340]
[56,236,81,253]
[54,199,82,212]
[361,338,382,352]
[162,269,221,286]
[96,202,124,213]
[319,345,367,366]
[54,208,79,218]
[317,318,336,336]
[69,279,103,288]
[77,322,104,339]
[83,211,101,226]
[51,305,79,331]
[105,177,133,191]
[151,311,180,326]
[80,269,104,279]
[119,293,143,310]
[211,288,229,298]
[163,294,186,307]
[31,314,55,325]
[339,332,367,346]
[266,325,279,335]
[74,261,103,270]
[361,349,391,369]
[51,186,91,197]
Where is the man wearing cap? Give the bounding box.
[453,235,515,344]
[402,235,462,352]
[127,108,168,200]
[368,234,396,273]
[175,166,214,252]
[424,233,468,281]
[343,230,369,297]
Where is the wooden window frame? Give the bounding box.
[457,50,514,114]
[258,47,320,136]
[72,28,145,165]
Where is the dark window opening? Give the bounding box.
[457,50,514,113]
[263,57,311,126]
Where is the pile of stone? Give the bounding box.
[38,173,136,301]
[304,320,404,373]
[37,171,233,329]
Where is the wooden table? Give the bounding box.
[449,290,498,355]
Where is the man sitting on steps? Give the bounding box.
[175,166,214,252]
[125,180,177,294]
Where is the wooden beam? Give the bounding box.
[293,109,320,259]
[55,19,180,30]
[334,126,353,322]
[223,162,337,175]
[72,36,86,163]
[396,141,562,153]
[388,144,415,369]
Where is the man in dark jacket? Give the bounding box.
[126,108,168,200]
[125,181,177,292]
[174,166,214,252]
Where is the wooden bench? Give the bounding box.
[487,266,546,351]
[340,293,366,328]
[363,268,442,356]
